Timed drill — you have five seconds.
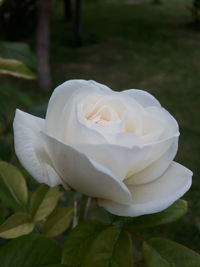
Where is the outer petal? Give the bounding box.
[13,109,61,187]
[74,135,178,183]
[122,89,161,108]
[74,143,149,181]
[45,79,111,135]
[126,136,178,185]
[126,135,178,179]
[144,106,179,139]
[41,132,132,204]
[99,162,192,217]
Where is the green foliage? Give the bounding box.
[82,226,134,267]
[126,199,188,229]
[0,139,12,162]
[0,83,33,114]
[0,212,34,239]
[0,41,37,69]
[29,103,48,118]
[143,238,200,267]
[30,184,60,222]
[62,220,107,265]
[0,234,62,267]
[0,161,67,239]
[0,162,69,239]
[0,161,28,210]
[42,207,73,237]
[0,37,36,80]
[0,57,36,79]
[0,38,35,134]
[0,82,35,163]
[0,160,199,266]
[110,229,134,267]
[0,83,33,128]
[39,265,69,267]
[62,220,134,267]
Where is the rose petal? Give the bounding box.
[99,162,192,217]
[87,80,112,92]
[125,136,178,185]
[46,80,88,134]
[74,143,149,180]
[45,80,111,136]
[141,110,165,143]
[13,109,61,186]
[125,135,178,179]
[57,94,108,145]
[74,135,178,182]
[41,132,132,203]
[145,106,179,139]
[122,89,161,108]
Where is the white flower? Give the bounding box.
[13,80,192,216]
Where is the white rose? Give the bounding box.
[13,80,192,217]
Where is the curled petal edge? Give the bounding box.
[41,132,132,204]
[13,109,61,187]
[99,162,192,217]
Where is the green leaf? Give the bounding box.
[0,212,34,239]
[0,178,21,211]
[126,199,188,229]
[30,184,60,222]
[0,161,28,209]
[62,220,107,265]
[82,226,134,267]
[0,139,12,161]
[0,234,61,267]
[110,230,134,267]
[0,41,37,69]
[0,57,36,79]
[142,238,200,267]
[0,205,8,224]
[42,207,73,237]
[41,266,68,267]
[0,214,4,224]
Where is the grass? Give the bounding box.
[1,0,200,252]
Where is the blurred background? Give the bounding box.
[0,0,199,252]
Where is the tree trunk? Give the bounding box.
[36,0,52,91]
[63,0,72,20]
[73,0,82,44]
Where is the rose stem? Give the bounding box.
[78,194,90,223]
[72,194,78,228]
